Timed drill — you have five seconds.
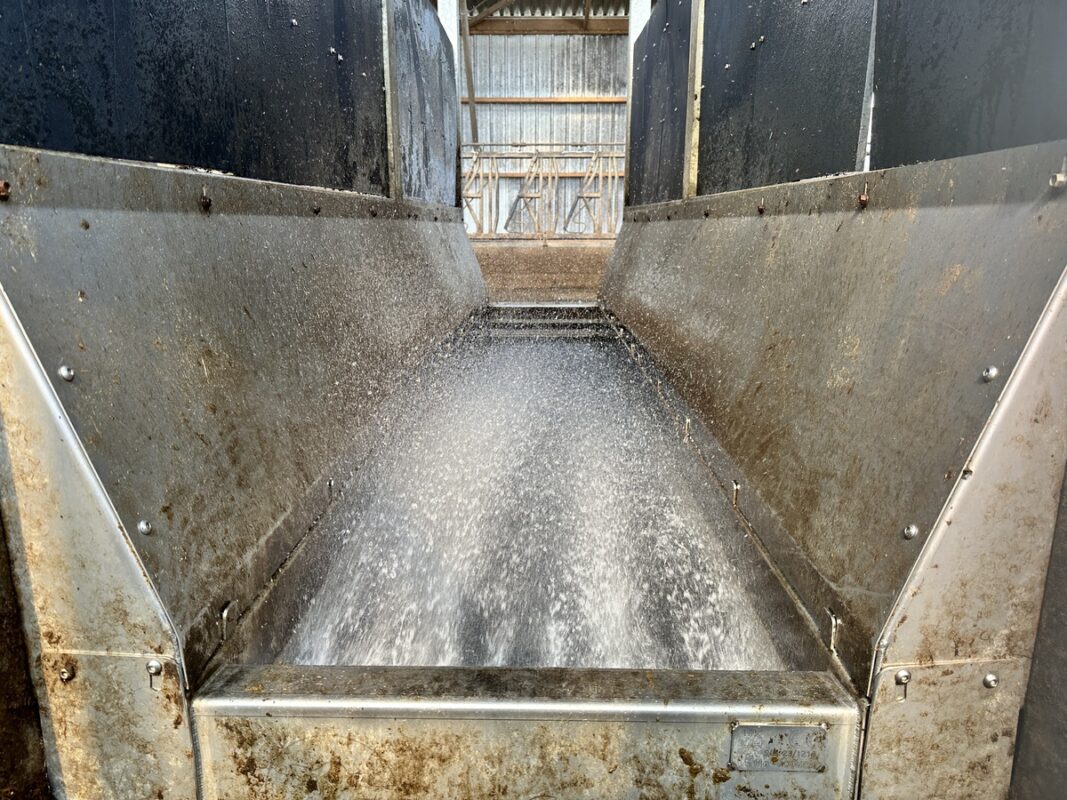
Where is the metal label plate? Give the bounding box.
[730,724,829,773]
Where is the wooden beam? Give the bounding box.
[461,96,627,104]
[460,8,479,143]
[470,17,628,35]
[470,0,519,26]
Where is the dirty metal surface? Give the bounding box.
[0,290,196,799]
[217,313,830,674]
[698,0,873,195]
[0,0,392,195]
[862,661,1028,800]
[602,139,1067,686]
[194,664,861,799]
[627,0,693,206]
[1012,471,1067,800]
[0,144,485,684]
[872,0,1067,170]
[860,266,1067,799]
[390,0,459,206]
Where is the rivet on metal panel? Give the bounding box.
[57,364,75,382]
[290,18,298,27]
[1050,157,1067,189]
[137,520,153,536]
[857,183,870,209]
[199,187,212,213]
[146,658,163,690]
[58,666,75,683]
[983,673,1000,689]
[758,35,766,44]
[902,523,919,540]
[982,365,1000,382]
[895,669,911,686]
[0,180,10,201]
[750,42,756,50]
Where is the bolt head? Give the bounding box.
[895,669,911,686]
[983,673,999,689]
[57,365,75,382]
[58,666,75,683]
[903,524,919,540]
[137,519,153,536]
[982,365,999,383]
[146,659,164,677]
[290,17,298,26]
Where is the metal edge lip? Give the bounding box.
[0,143,465,220]
[192,695,857,724]
[618,136,1067,221]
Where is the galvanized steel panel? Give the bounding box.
[0,145,485,684]
[0,290,196,799]
[602,140,1067,685]
[861,266,1067,799]
[194,665,861,799]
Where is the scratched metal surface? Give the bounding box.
[603,139,1067,685]
[193,664,861,800]
[0,144,485,683]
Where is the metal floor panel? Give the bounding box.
[263,313,828,674]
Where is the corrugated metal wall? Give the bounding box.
[460,34,627,236]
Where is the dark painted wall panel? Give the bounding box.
[391,0,459,206]
[0,0,391,195]
[873,0,1067,168]
[697,0,873,195]
[627,0,692,206]
[226,0,389,195]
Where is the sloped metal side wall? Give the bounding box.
[0,145,486,687]
[603,140,1067,685]
[0,0,390,194]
